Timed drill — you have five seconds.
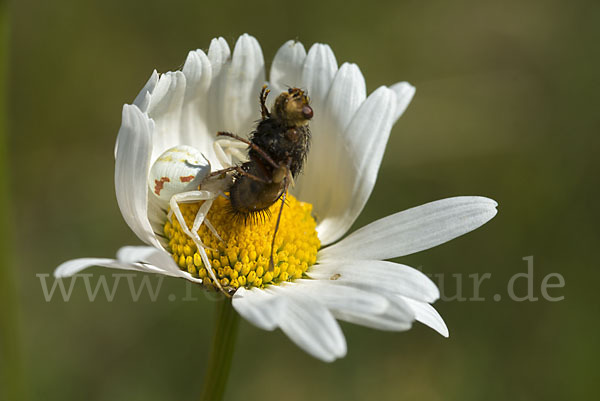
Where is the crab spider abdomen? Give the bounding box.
[148,145,211,205]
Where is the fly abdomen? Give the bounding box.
[229,162,284,216]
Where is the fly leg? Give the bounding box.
[210,165,269,184]
[260,85,271,120]
[268,171,290,272]
[208,166,238,178]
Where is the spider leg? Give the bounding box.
[213,139,234,168]
[217,131,279,169]
[169,190,227,295]
[192,198,222,242]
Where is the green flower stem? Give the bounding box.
[199,296,240,401]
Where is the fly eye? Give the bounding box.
[302,105,313,119]
[288,88,294,94]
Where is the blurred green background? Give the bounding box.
[3,0,598,400]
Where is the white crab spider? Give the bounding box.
[148,145,227,292]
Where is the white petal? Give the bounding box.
[116,245,203,283]
[308,260,439,303]
[54,257,161,278]
[291,279,389,316]
[390,82,416,122]
[401,296,449,337]
[323,63,367,132]
[292,280,416,333]
[146,71,187,162]
[147,192,168,246]
[55,246,202,284]
[182,50,212,100]
[334,295,414,332]
[115,70,158,161]
[115,245,180,267]
[206,37,230,143]
[319,196,498,261]
[314,86,397,245]
[269,40,307,96]
[180,49,215,159]
[234,283,347,362]
[294,63,368,234]
[301,43,337,111]
[116,245,158,263]
[114,104,161,248]
[232,287,284,331]
[133,69,159,113]
[270,286,346,362]
[207,37,231,77]
[210,34,265,136]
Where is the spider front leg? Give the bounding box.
[168,190,227,295]
[167,191,220,240]
[213,138,248,167]
[217,131,279,169]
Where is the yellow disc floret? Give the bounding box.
[164,195,320,292]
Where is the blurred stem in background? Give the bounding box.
[0,1,26,400]
[199,298,240,401]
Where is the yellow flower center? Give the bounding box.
[164,195,320,292]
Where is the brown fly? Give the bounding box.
[210,85,313,271]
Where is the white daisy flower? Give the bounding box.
[55,34,498,362]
